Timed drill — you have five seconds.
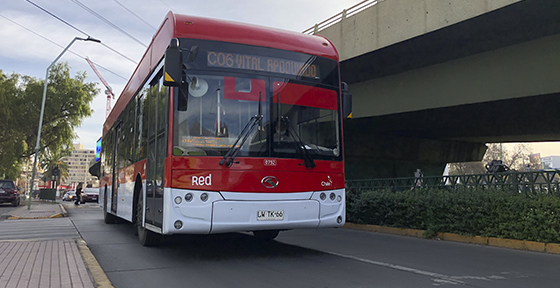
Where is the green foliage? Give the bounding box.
[347,188,560,243]
[0,64,98,180]
[0,71,28,179]
[40,147,71,187]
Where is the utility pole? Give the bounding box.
[28,36,101,210]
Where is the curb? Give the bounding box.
[77,239,114,288]
[343,223,560,255]
[59,203,68,217]
[3,203,68,220]
[7,214,64,220]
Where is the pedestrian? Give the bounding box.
[75,182,83,205]
[414,169,423,187]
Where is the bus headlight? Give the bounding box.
[200,193,208,202]
[330,193,336,200]
[337,195,342,202]
[185,193,193,202]
[337,216,343,224]
[174,196,182,204]
[174,220,183,229]
[320,192,326,200]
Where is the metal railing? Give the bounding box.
[302,0,381,35]
[346,170,560,196]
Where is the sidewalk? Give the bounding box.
[0,199,110,288]
[1,199,67,220]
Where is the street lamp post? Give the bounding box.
[28,36,101,209]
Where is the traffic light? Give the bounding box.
[52,167,60,177]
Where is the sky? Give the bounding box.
[1,0,560,158]
[0,0,364,149]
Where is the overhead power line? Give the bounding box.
[159,0,177,13]
[25,0,89,36]
[25,0,138,65]
[100,43,139,64]
[0,12,128,81]
[70,0,148,48]
[113,0,157,31]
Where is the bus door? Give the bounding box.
[146,74,167,228]
[111,122,123,214]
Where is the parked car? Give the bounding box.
[62,191,76,201]
[81,188,99,203]
[0,179,20,207]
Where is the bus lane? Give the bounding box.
[70,205,560,288]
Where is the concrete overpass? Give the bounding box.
[307,0,560,179]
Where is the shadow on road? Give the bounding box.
[161,232,324,260]
[102,220,324,261]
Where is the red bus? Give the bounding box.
[98,12,347,246]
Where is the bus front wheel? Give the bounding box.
[136,196,161,246]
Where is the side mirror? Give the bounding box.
[88,161,101,178]
[186,46,199,62]
[341,82,352,118]
[163,38,183,87]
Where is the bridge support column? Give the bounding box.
[344,132,486,180]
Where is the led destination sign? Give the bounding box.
[181,136,232,148]
[207,51,319,78]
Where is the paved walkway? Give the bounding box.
[0,239,93,288]
[0,199,104,288]
[1,200,66,219]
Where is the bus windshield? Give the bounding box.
[173,74,341,161]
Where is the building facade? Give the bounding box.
[541,156,560,170]
[62,144,98,187]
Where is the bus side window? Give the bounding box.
[138,85,150,161]
[136,91,146,160]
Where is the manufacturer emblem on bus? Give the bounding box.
[321,176,333,187]
[263,159,277,166]
[261,176,279,188]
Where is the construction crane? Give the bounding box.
[85,57,115,119]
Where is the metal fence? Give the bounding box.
[346,170,560,196]
[302,0,380,34]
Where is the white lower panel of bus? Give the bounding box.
[99,183,135,223]
[163,188,345,235]
[211,200,321,233]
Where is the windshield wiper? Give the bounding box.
[281,116,316,168]
[220,94,263,167]
[277,94,316,169]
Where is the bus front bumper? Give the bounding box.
[162,188,345,235]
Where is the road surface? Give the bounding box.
[64,203,560,288]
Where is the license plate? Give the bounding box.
[92,198,97,201]
[257,210,284,221]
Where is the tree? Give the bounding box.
[483,143,533,171]
[448,161,485,175]
[449,143,540,175]
[40,147,70,189]
[0,72,28,179]
[0,63,98,180]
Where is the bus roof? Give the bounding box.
[103,11,339,137]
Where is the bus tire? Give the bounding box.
[132,177,142,236]
[136,195,161,246]
[103,187,118,224]
[253,230,279,241]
